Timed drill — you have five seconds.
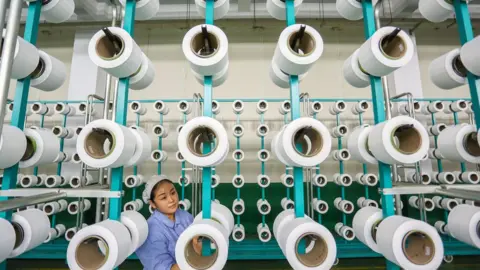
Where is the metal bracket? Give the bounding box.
[0,187,123,198]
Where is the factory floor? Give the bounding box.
[7,256,480,269]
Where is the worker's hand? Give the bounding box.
[192,236,203,255]
[171,264,180,270]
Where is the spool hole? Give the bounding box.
[96,33,124,60]
[313,102,321,111]
[21,177,30,186]
[235,205,243,213]
[46,177,55,186]
[234,126,242,135]
[337,102,346,110]
[448,201,458,210]
[69,203,78,213]
[234,102,242,109]
[126,204,134,210]
[319,203,327,212]
[342,176,351,185]
[127,177,135,186]
[155,102,163,110]
[234,177,242,185]
[55,104,64,112]
[261,231,270,240]
[44,205,53,214]
[421,175,430,184]
[177,152,184,160]
[8,103,14,111]
[188,126,218,157]
[345,229,354,240]
[463,132,480,157]
[360,102,369,109]
[259,126,267,134]
[185,235,218,269]
[180,102,188,110]
[283,102,291,110]
[380,33,407,59]
[445,173,455,183]
[286,202,294,209]
[367,175,376,185]
[435,102,444,110]
[470,173,479,182]
[234,231,244,240]
[261,204,269,213]
[12,222,24,249]
[84,128,114,159]
[402,231,436,265]
[392,125,422,154]
[287,29,315,56]
[293,127,322,157]
[344,203,353,212]
[287,178,294,185]
[131,102,139,110]
[260,177,269,185]
[234,151,242,160]
[452,55,468,78]
[424,200,434,209]
[339,126,347,134]
[76,127,83,135]
[31,58,46,79]
[295,233,328,267]
[259,101,267,109]
[73,153,81,162]
[341,150,349,159]
[438,124,446,132]
[75,236,109,269]
[79,103,86,112]
[154,126,163,135]
[191,30,219,58]
[153,151,161,160]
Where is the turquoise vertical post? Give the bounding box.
[201,0,215,255]
[454,0,480,127]
[109,0,136,221]
[361,1,398,269]
[0,1,42,217]
[285,0,304,219]
[0,2,42,270]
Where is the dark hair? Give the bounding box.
[150,179,173,201]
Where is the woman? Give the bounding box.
[136,175,200,270]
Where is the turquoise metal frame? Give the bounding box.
[361,1,397,269]
[109,0,136,221]
[0,2,42,270]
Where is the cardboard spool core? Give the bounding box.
[344,228,355,239]
[155,102,164,110]
[84,128,114,159]
[366,175,376,185]
[312,102,321,111]
[31,58,46,80]
[463,132,480,157]
[234,102,242,109]
[96,34,125,60]
[343,202,353,212]
[402,231,436,265]
[470,173,479,182]
[188,127,218,157]
[293,127,322,157]
[69,203,78,213]
[318,202,327,212]
[12,222,24,249]
[131,102,140,110]
[127,177,135,186]
[283,102,291,110]
[341,176,351,185]
[360,101,369,109]
[337,102,346,110]
[380,35,407,60]
[21,137,36,161]
[75,236,109,270]
[180,102,188,110]
[288,31,315,57]
[21,177,31,186]
[154,126,163,135]
[55,103,64,112]
[44,204,53,214]
[392,125,422,154]
[234,231,244,239]
[46,177,55,186]
[191,31,219,58]
[452,55,468,78]
[185,235,218,270]
[66,229,76,240]
[421,174,430,184]
[295,233,328,267]
[53,127,61,135]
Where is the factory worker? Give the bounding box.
[136,175,201,270]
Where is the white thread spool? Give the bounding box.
[311,198,329,214]
[211,175,220,188]
[257,199,271,215]
[281,198,295,210]
[54,102,76,116]
[428,124,447,136]
[279,100,291,115]
[256,100,269,114]
[351,100,370,115]
[309,101,323,115]
[311,174,327,187]
[335,222,356,241]
[357,197,379,208]
[232,149,245,162]
[331,125,349,138]
[257,223,272,243]
[256,124,269,137]
[354,173,379,186]
[151,150,168,163]
[434,220,448,235]
[281,173,294,188]
[409,196,435,212]
[124,174,145,188]
[257,174,271,188]
[332,149,351,161]
[232,100,244,114]
[232,224,245,242]
[428,149,444,160]
[20,175,39,188]
[444,100,468,113]
[152,124,168,138]
[334,198,354,214]
[432,196,458,211]
[329,101,347,115]
[129,101,147,115]
[153,100,169,115]
[422,101,445,114]
[334,173,353,187]
[177,100,192,114]
[178,175,191,187]
[232,175,245,188]
[232,124,244,138]
[232,199,245,215]
[123,199,144,212]
[257,149,270,162]
[52,126,74,139]
[179,199,192,211]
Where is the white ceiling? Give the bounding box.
[16,0,480,23]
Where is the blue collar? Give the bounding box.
[154,210,180,228]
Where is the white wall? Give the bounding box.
[8,19,478,182]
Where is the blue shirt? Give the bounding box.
[136,209,194,270]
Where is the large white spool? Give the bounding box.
[347,125,377,165]
[20,128,60,168]
[88,27,142,78]
[429,49,467,90]
[182,24,229,76]
[266,0,303,20]
[343,49,370,88]
[277,217,337,270]
[461,35,480,76]
[195,0,230,20]
[195,202,235,235]
[30,50,67,91]
[376,215,444,270]
[119,0,160,20]
[178,116,229,167]
[336,0,363,21]
[0,125,27,169]
[0,218,15,262]
[175,219,229,270]
[368,116,429,165]
[358,26,414,77]
[125,126,151,167]
[269,60,307,89]
[76,119,136,168]
[447,205,480,248]
[40,0,75,23]
[129,52,155,90]
[438,124,480,163]
[9,209,50,258]
[67,220,132,269]
[276,117,332,167]
[121,211,148,255]
[1,30,40,79]
[194,61,229,87]
[352,206,382,253]
[418,0,454,23]
[273,24,323,75]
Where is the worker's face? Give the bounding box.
[149,181,179,215]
